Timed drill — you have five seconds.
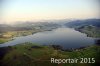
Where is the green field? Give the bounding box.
[0,38,11,44]
[0,42,100,66]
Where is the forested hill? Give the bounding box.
[65,19,100,38]
[65,19,100,28]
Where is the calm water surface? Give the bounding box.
[0,27,94,49]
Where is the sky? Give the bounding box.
[0,0,100,24]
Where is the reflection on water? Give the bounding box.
[0,27,94,49]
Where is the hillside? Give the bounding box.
[0,22,61,44]
[65,19,100,38]
[0,22,61,33]
[75,25,100,38]
[0,42,100,66]
[65,19,100,28]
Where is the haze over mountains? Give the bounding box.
[0,19,100,33]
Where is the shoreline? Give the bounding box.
[0,27,97,49]
[0,28,57,44]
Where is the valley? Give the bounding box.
[0,19,100,66]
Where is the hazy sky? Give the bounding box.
[0,0,100,24]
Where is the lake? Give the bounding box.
[0,27,94,49]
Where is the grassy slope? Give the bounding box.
[76,25,100,38]
[0,42,100,66]
[0,38,10,44]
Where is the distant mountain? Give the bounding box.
[0,22,61,33]
[0,24,10,27]
[65,19,100,28]
[64,19,100,38]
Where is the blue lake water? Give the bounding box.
[0,27,94,49]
